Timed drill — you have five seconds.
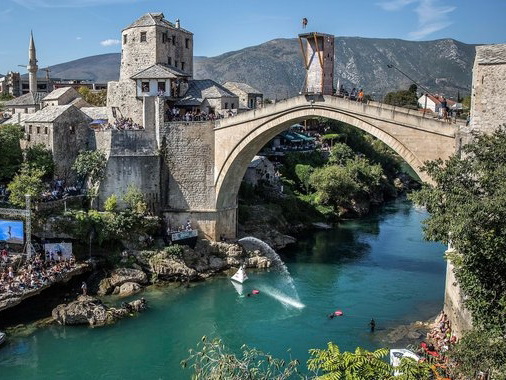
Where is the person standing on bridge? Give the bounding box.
[358,89,364,103]
[302,17,308,29]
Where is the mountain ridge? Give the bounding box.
[42,36,477,100]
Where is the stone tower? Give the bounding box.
[298,32,335,95]
[119,12,194,80]
[107,12,194,125]
[28,31,38,93]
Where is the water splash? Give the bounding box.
[257,284,305,309]
[238,236,305,309]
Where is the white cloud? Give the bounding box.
[10,0,139,9]
[100,39,120,47]
[378,0,456,39]
[377,0,416,11]
[409,0,456,39]
[76,37,82,40]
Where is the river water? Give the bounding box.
[0,199,446,379]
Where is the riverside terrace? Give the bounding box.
[0,251,89,312]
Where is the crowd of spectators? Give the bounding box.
[165,107,229,122]
[40,179,81,202]
[94,117,144,131]
[0,248,78,296]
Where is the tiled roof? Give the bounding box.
[5,92,46,106]
[24,105,89,123]
[43,86,78,101]
[176,79,237,106]
[80,107,108,120]
[476,44,506,65]
[124,13,192,34]
[223,81,262,95]
[131,64,190,79]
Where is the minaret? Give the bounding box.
[28,31,38,93]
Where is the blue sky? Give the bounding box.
[0,0,504,75]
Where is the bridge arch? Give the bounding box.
[216,104,426,211]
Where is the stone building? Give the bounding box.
[3,91,45,115]
[223,81,263,110]
[470,44,506,134]
[176,79,239,115]
[41,87,81,108]
[244,156,277,187]
[22,105,91,178]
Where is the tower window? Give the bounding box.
[172,35,176,46]
[123,34,127,44]
[36,126,40,134]
[162,32,168,43]
[141,82,150,92]
[225,102,228,109]
[185,38,190,49]
[175,61,178,68]
[231,103,235,109]
[140,32,147,42]
[168,57,172,65]
[158,82,166,93]
[181,62,185,71]
[44,126,48,134]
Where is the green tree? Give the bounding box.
[123,185,148,214]
[395,357,432,380]
[104,194,118,212]
[7,165,45,207]
[310,165,359,212]
[329,143,355,165]
[0,124,23,182]
[383,85,418,108]
[78,86,107,106]
[447,330,506,380]
[410,128,506,331]
[294,164,314,194]
[307,342,392,380]
[181,336,302,380]
[72,150,107,204]
[24,143,55,179]
[461,95,471,110]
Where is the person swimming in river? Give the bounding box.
[328,313,335,319]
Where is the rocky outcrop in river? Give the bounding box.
[52,295,147,326]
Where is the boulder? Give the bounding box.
[98,268,148,296]
[149,254,198,281]
[52,296,147,327]
[116,282,142,297]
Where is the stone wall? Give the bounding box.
[160,121,216,211]
[304,34,334,95]
[470,44,506,134]
[107,80,144,125]
[95,129,160,212]
[444,259,473,338]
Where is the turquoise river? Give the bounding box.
[0,199,446,379]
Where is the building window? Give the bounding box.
[123,34,127,44]
[181,62,185,71]
[168,57,172,65]
[231,103,235,109]
[185,38,190,48]
[29,125,32,133]
[140,32,147,42]
[141,82,150,92]
[69,126,75,134]
[224,102,228,109]
[44,127,48,134]
[172,35,176,46]
[162,32,168,43]
[36,126,40,134]
[175,61,178,68]
[158,82,166,93]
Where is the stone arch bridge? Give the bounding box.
[163,95,459,240]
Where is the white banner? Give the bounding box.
[44,243,73,260]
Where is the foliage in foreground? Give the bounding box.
[183,338,432,380]
[181,336,302,380]
[72,150,107,201]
